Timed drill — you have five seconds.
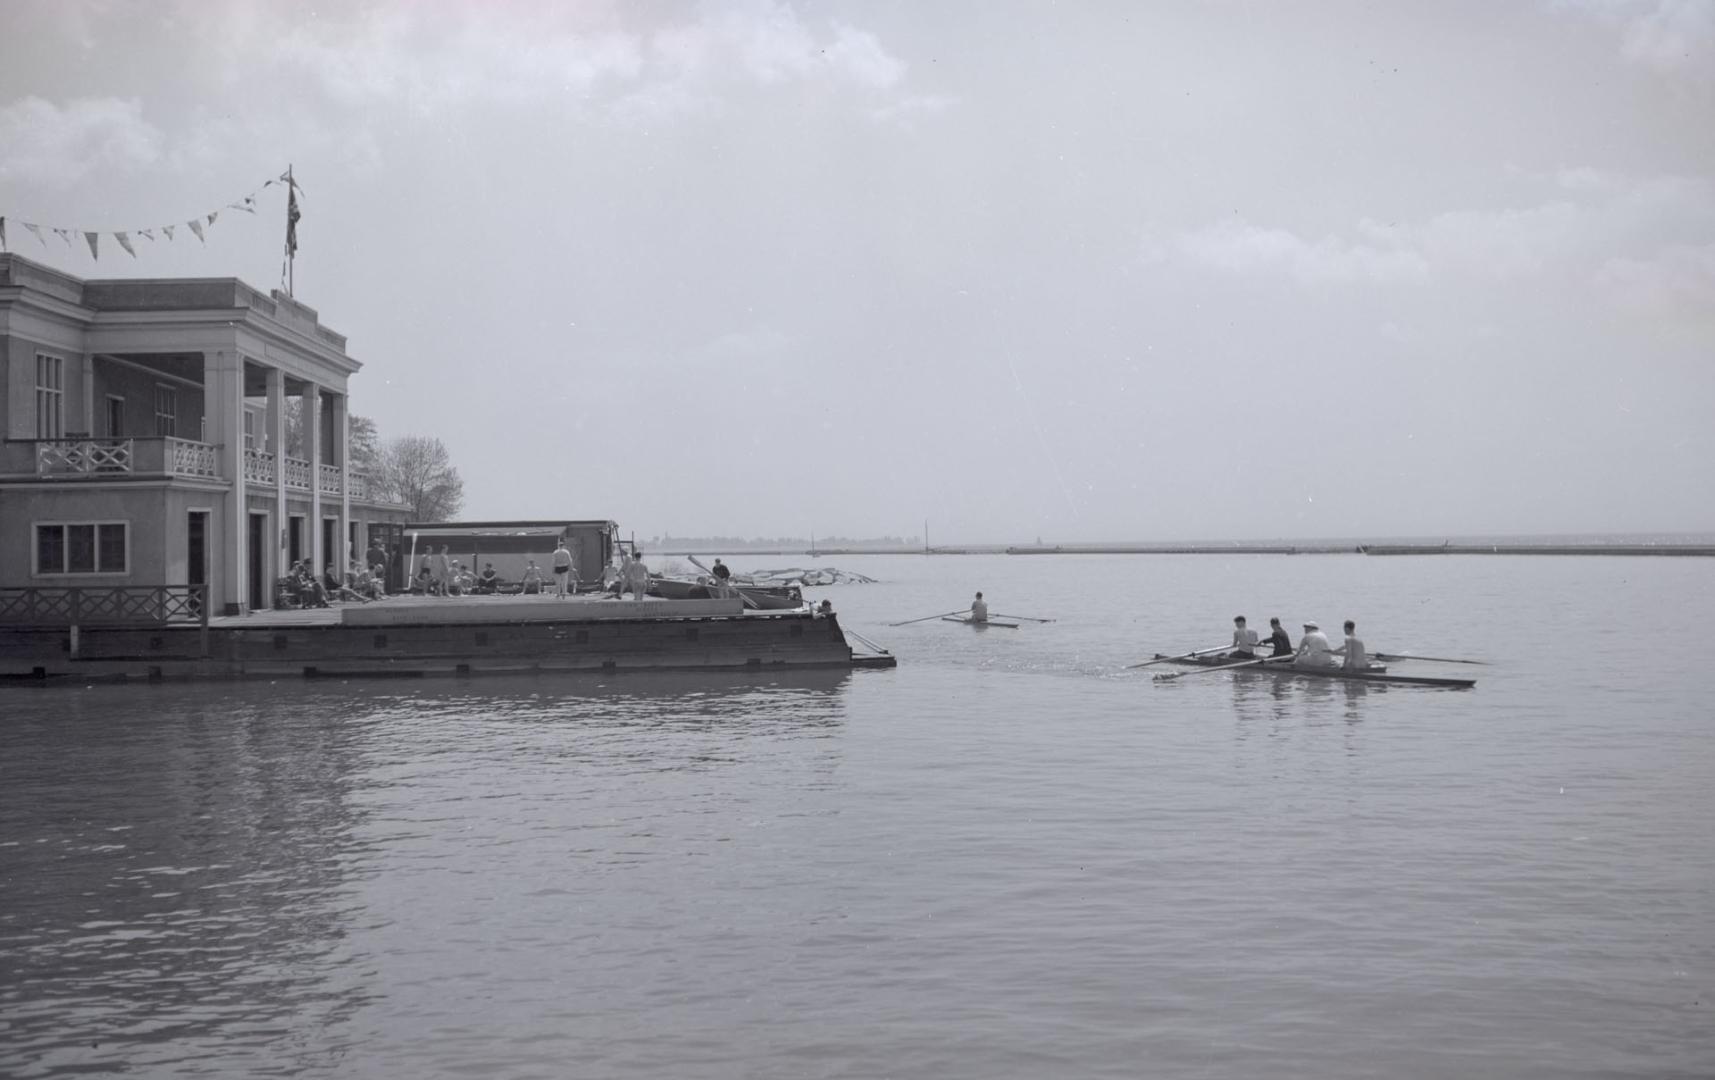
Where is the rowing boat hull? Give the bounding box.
[1152,654,1475,688]
[944,617,1020,629]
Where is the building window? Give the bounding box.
[35,522,128,575]
[244,408,258,450]
[106,395,126,438]
[36,354,64,439]
[154,385,177,437]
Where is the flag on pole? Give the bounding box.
[286,183,300,257]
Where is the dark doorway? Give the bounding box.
[187,510,209,615]
[322,517,337,573]
[288,516,304,569]
[247,513,267,612]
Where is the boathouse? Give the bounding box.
[0,253,410,615]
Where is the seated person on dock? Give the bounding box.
[326,566,369,604]
[1263,617,1292,657]
[970,591,988,623]
[476,563,500,594]
[417,554,435,595]
[520,560,545,595]
[1333,620,1368,670]
[1228,615,1259,659]
[817,599,833,617]
[290,560,329,607]
[1295,621,1338,668]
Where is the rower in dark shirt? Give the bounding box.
[1263,616,1292,657]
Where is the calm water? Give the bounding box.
[3,554,1712,1078]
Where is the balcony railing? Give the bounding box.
[243,448,277,485]
[167,437,219,478]
[282,456,311,491]
[9,439,403,507]
[16,437,221,479]
[36,438,133,474]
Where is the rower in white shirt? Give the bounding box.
[969,592,989,624]
[1295,621,1339,668]
[1228,615,1259,659]
[1333,620,1368,670]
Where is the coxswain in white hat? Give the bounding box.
[1296,621,1337,668]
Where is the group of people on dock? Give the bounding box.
[1225,615,1368,670]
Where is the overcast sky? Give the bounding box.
[3,1,1712,542]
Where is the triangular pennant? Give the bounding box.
[188,219,205,243]
[25,223,46,246]
[207,211,218,226]
[52,227,72,246]
[227,199,255,215]
[115,232,137,257]
[0,217,6,252]
[85,232,100,259]
[162,225,175,240]
[138,228,154,242]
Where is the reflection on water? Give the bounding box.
[0,671,853,1078]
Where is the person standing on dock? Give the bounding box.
[1228,615,1259,659]
[970,592,988,623]
[434,545,452,597]
[627,548,651,601]
[1334,620,1368,670]
[1263,617,1292,657]
[552,539,575,598]
[1295,621,1338,668]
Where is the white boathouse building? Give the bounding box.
[0,254,410,614]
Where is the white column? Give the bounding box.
[267,367,287,586]
[333,391,351,575]
[203,350,246,614]
[306,382,322,573]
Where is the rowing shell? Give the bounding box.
[1151,653,1475,689]
[944,617,1021,629]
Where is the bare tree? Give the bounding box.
[379,435,464,521]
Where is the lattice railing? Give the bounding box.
[36,439,134,475]
[166,438,220,478]
[0,585,208,627]
[348,472,370,501]
[244,448,277,484]
[319,463,343,495]
[282,456,311,490]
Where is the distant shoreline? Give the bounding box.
[655,542,1715,558]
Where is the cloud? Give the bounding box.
[232,1,913,120]
[1555,0,1715,81]
[1171,171,1715,300]
[1597,242,1715,326]
[1172,219,1428,283]
[0,96,163,184]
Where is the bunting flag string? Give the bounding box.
[0,169,294,261]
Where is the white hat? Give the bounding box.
[1302,620,1319,629]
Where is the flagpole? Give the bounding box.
[287,164,295,297]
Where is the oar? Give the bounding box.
[890,608,971,627]
[1153,655,1291,682]
[991,612,1056,623]
[1372,652,1488,666]
[1126,645,1228,670]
